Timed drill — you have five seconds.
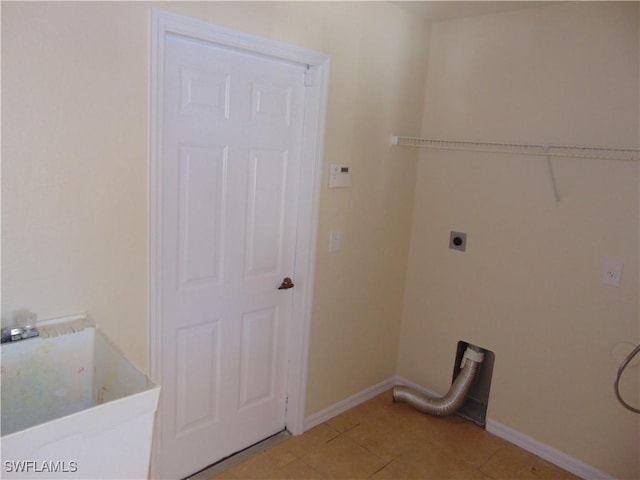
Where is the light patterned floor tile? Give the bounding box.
[480,443,581,480]
[205,389,579,480]
[280,423,341,458]
[300,434,387,479]
[370,438,491,480]
[220,451,282,480]
[272,458,326,479]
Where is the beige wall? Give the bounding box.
[397,3,639,478]
[2,2,150,364]
[1,1,428,415]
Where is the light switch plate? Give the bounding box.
[329,229,341,252]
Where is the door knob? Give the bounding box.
[278,277,294,290]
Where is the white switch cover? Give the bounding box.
[329,229,341,252]
[602,261,623,287]
[329,164,352,188]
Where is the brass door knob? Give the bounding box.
[278,277,294,290]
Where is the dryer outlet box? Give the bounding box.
[449,231,467,252]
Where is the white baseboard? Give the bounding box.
[303,377,396,431]
[305,376,613,480]
[485,419,613,480]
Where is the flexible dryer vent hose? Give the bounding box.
[614,343,640,414]
[393,347,484,416]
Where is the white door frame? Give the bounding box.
[148,7,329,469]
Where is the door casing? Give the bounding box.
[149,8,329,475]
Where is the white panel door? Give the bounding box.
[158,34,306,479]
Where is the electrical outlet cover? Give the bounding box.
[602,261,623,287]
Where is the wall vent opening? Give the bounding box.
[453,341,494,427]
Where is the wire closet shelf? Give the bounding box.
[390,136,640,162]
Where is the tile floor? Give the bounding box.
[206,390,579,480]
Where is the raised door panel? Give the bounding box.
[180,67,231,118]
[251,82,292,125]
[175,320,222,436]
[178,145,227,288]
[238,307,278,411]
[244,149,288,278]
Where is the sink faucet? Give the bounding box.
[1,310,39,343]
[1,325,39,343]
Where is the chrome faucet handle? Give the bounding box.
[1,325,39,343]
[1,309,40,343]
[1,327,22,343]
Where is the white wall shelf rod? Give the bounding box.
[390,136,640,162]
